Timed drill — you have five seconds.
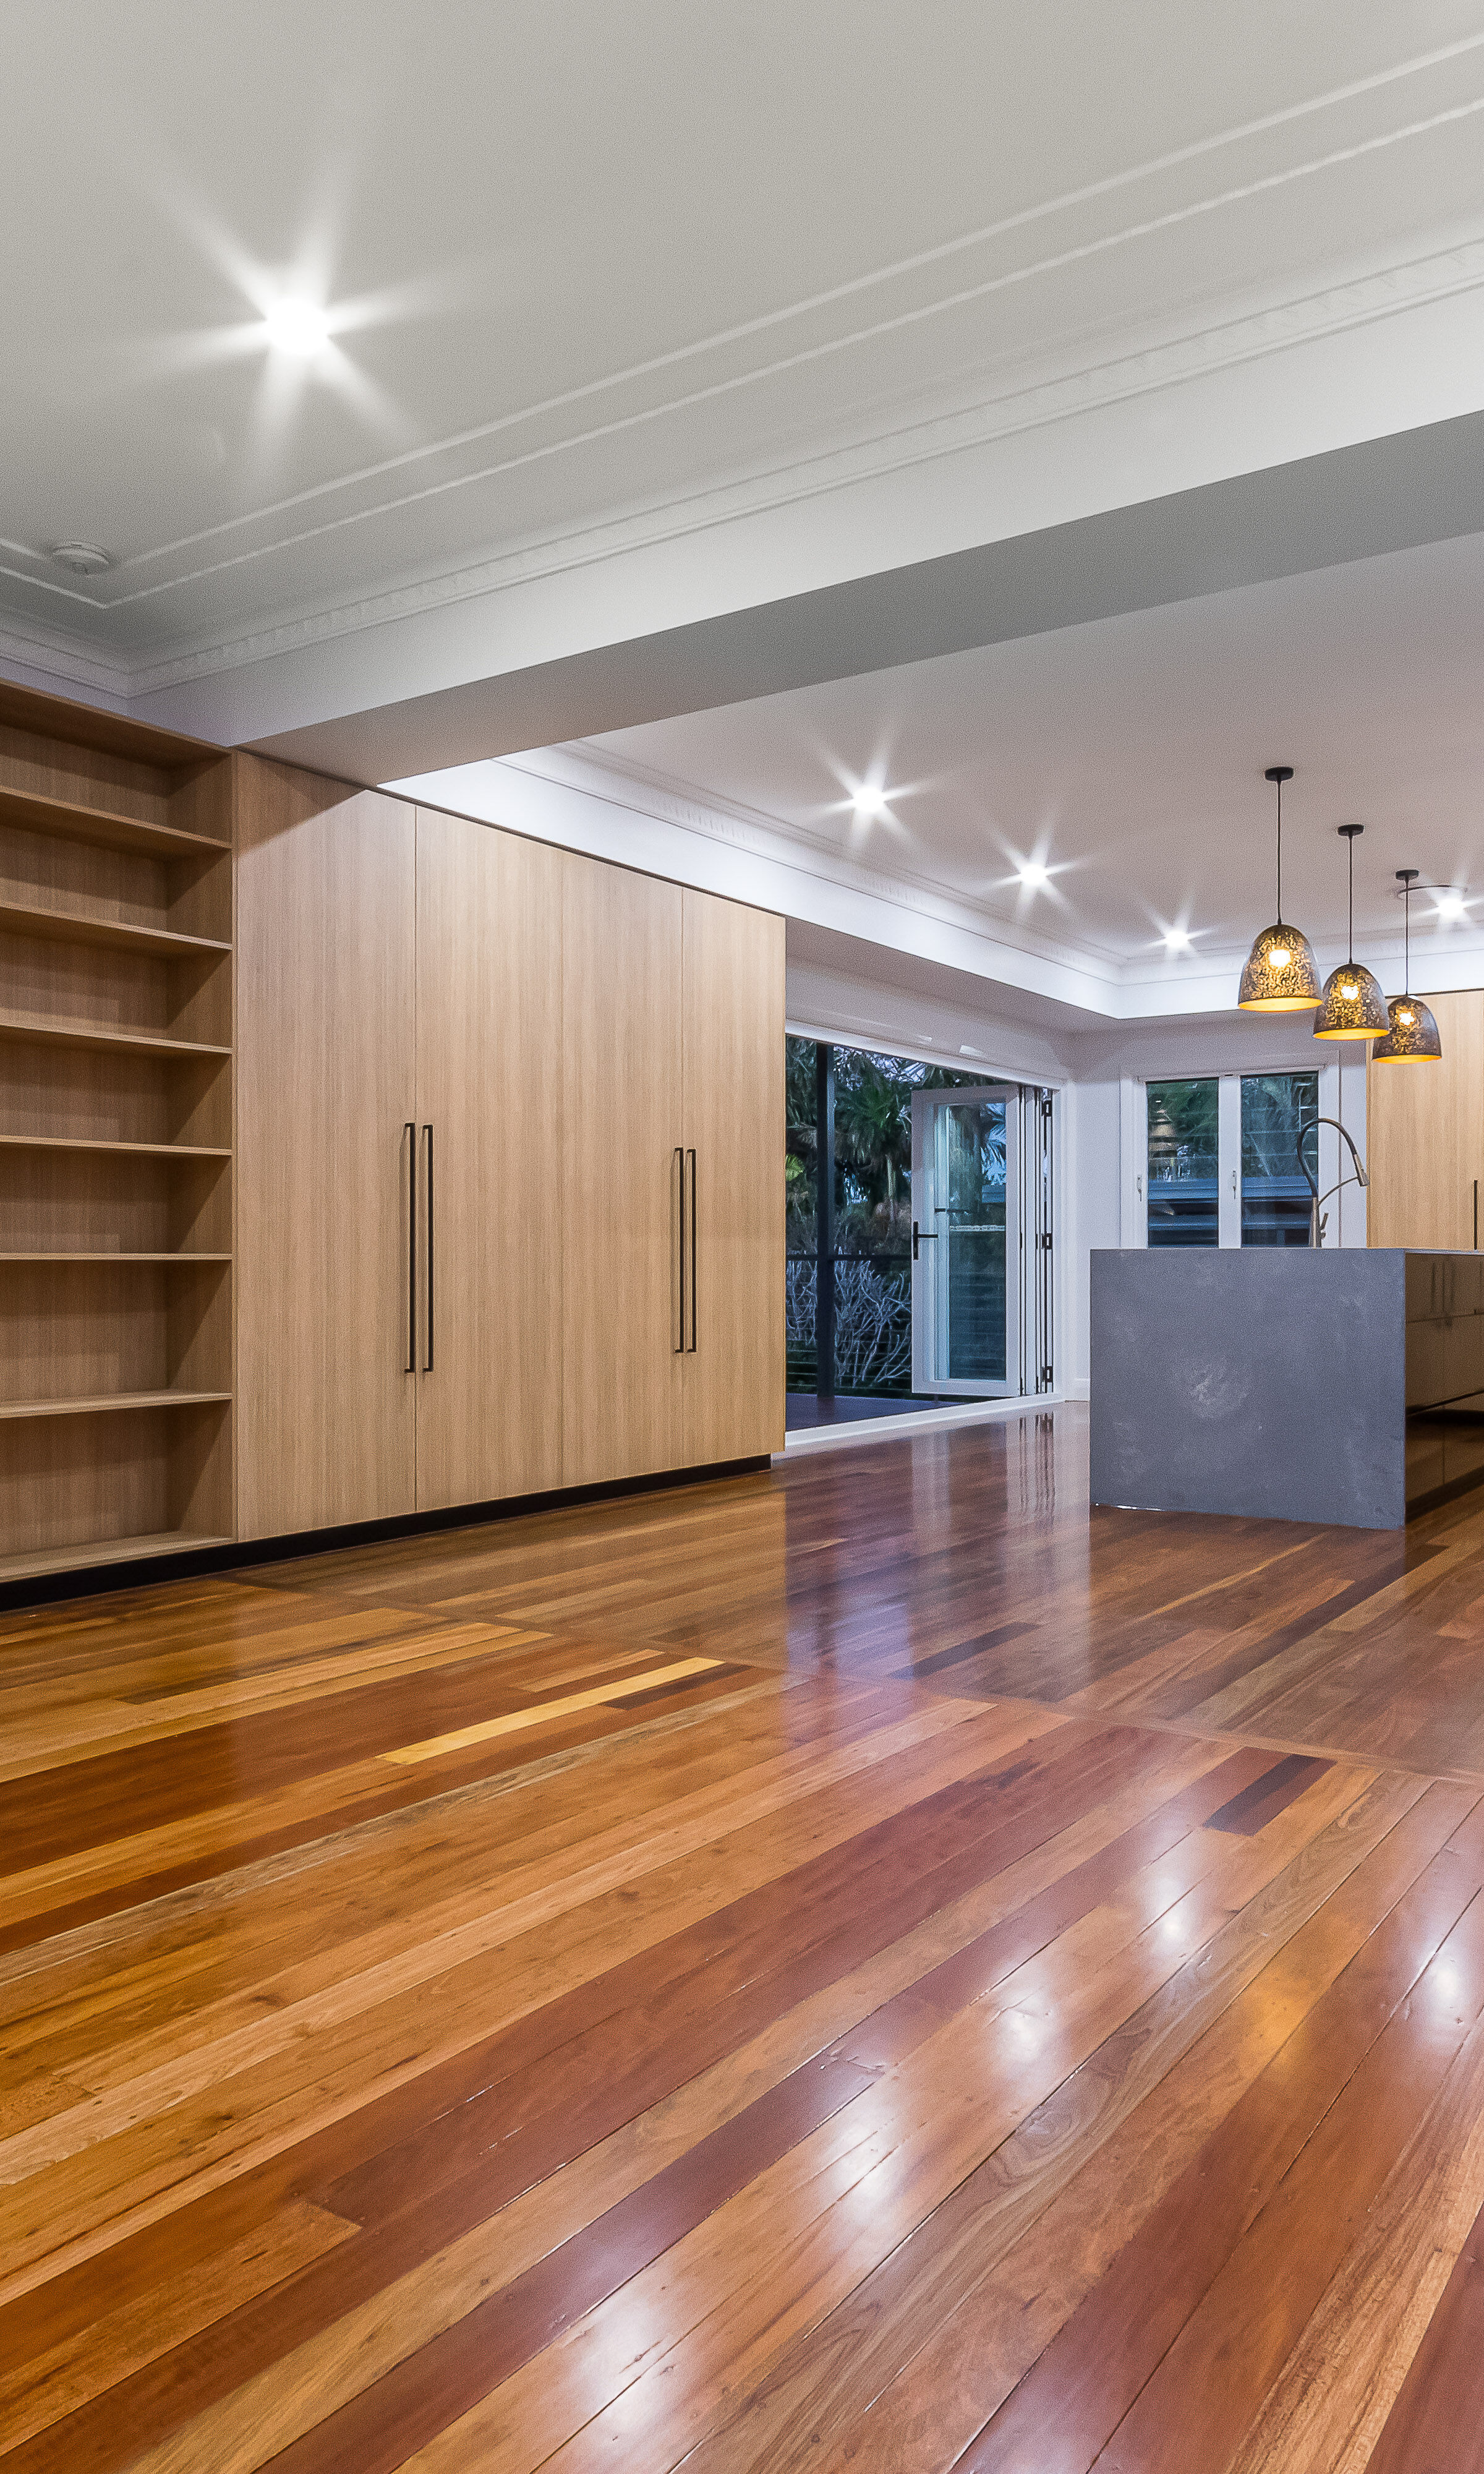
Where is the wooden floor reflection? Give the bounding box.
[4,1404,1484,2470]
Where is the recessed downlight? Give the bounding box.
[263,297,331,357]
[49,543,112,576]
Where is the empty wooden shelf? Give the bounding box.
[0,1011,231,1059]
[0,781,230,860]
[0,1250,233,1262]
[0,1529,232,1583]
[0,680,236,1580]
[0,1389,232,1419]
[0,895,231,958]
[0,1133,232,1158]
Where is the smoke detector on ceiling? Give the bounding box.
[49,544,113,576]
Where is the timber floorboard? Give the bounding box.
[5,1405,1484,2468]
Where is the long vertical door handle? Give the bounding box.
[674,1147,685,1353]
[405,1121,417,1373]
[422,1123,434,1371]
[687,1149,697,1353]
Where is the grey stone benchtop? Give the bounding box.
[1090,1249,1484,1531]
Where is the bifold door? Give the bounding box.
[910,1085,1021,1397]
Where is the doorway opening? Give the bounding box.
[785,1037,1054,1428]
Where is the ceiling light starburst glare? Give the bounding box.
[263,297,331,357]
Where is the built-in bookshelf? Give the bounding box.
[0,682,234,1582]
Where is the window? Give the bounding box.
[1146,1079,1219,1247]
[1241,1072,1318,1248]
[1144,1069,1331,1249]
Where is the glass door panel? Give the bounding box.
[911,1087,1020,1395]
[1146,1079,1218,1246]
[1241,1071,1318,1246]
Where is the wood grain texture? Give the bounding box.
[233,753,415,1540]
[0,688,235,1578]
[1367,986,1484,1249]
[560,851,683,1488]
[414,809,563,1509]
[681,887,785,1466]
[9,1407,1484,2471]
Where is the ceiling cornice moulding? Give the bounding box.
[7,223,1484,710]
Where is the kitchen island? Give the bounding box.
[1090,1249,1484,1529]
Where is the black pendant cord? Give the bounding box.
[1337,821,1363,962]
[1397,868,1418,996]
[1264,764,1294,927]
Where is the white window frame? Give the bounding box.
[1125,1057,1359,1249]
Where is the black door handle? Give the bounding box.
[422,1123,434,1371]
[674,1147,685,1353]
[404,1121,416,1371]
[911,1220,939,1261]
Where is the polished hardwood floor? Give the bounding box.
[6,1403,1484,2470]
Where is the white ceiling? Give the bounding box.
[7,0,1484,709]
[566,523,1484,993]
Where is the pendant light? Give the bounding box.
[1373,868,1443,1062]
[1239,765,1321,1011]
[1313,823,1391,1040]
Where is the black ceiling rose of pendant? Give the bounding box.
[1314,823,1390,1040]
[1373,867,1443,1063]
[1238,765,1321,1012]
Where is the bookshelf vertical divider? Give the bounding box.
[0,683,236,1583]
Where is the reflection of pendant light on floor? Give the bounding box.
[1239,766,1321,1011]
[1373,868,1443,1062]
[1315,824,1391,1040]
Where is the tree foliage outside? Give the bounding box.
[787,1037,987,1393]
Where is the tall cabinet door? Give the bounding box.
[681,890,786,1465]
[415,810,565,1509]
[1367,991,1484,1248]
[236,758,417,1538]
[561,853,683,1486]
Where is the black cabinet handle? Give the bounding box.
[405,1121,416,1372]
[423,1123,434,1371]
[687,1148,697,1353]
[674,1147,685,1353]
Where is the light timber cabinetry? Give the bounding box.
[234,758,417,1540]
[1367,990,1484,1251]
[560,854,684,1488]
[681,886,787,1468]
[415,807,565,1510]
[0,691,782,1586]
[0,682,235,1584]
[232,764,784,1543]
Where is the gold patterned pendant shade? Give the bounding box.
[1313,823,1389,1042]
[1313,959,1390,1038]
[1238,922,1322,1010]
[1373,868,1444,1063]
[1373,995,1443,1059]
[1239,766,1321,1014]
